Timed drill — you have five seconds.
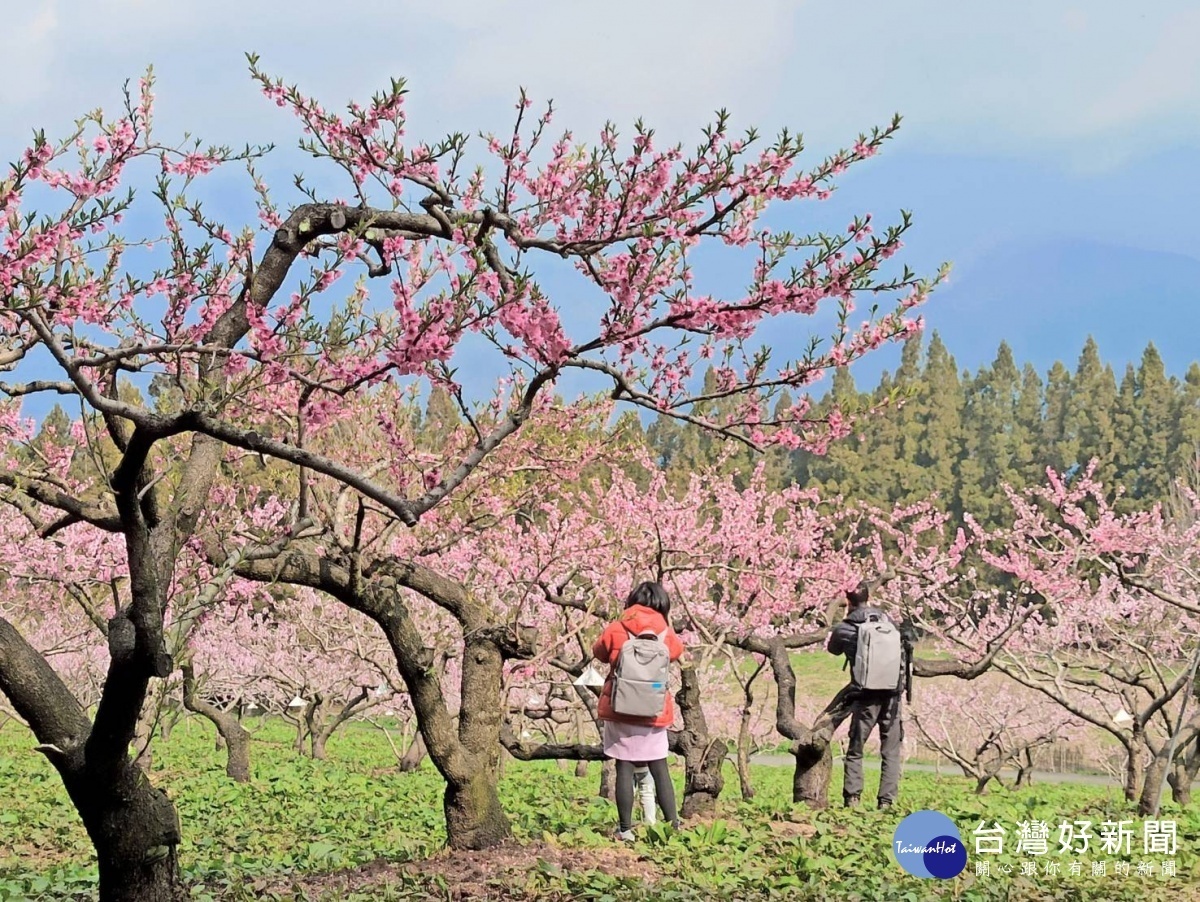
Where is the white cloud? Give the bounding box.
[0,0,1196,171]
[1083,9,1200,131]
[423,0,799,136]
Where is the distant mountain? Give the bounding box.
[844,238,1200,385]
[932,238,1199,372]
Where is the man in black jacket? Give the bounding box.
[827,582,904,809]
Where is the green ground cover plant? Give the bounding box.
[0,719,1195,901]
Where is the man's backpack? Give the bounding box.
[611,626,671,718]
[852,614,903,692]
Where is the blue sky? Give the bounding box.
[3,1,1198,409]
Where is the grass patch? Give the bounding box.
[1,718,1197,900]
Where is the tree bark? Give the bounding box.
[1123,736,1144,804]
[311,729,329,760]
[1015,750,1034,788]
[974,775,995,795]
[0,616,185,901]
[400,731,427,772]
[791,733,836,808]
[66,761,184,902]
[440,634,512,848]
[736,726,755,801]
[229,546,528,851]
[575,759,589,778]
[599,758,615,801]
[750,639,856,807]
[1138,746,1171,816]
[290,709,309,753]
[310,686,370,760]
[669,665,727,818]
[181,663,251,782]
[1167,737,1199,806]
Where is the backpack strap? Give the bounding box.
[623,623,667,641]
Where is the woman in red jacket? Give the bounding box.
[592,580,684,840]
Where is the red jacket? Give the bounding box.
[592,604,684,727]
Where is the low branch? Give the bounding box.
[0,616,92,760]
[500,723,605,761]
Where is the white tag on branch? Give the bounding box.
[574,663,605,688]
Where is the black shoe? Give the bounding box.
[878,799,893,810]
[844,795,861,808]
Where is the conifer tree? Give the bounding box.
[916,332,964,511]
[1169,363,1200,482]
[1133,343,1174,502]
[1041,360,1075,476]
[1066,337,1119,488]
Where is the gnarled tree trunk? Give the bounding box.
[181,662,251,782]
[65,759,183,902]
[231,543,537,850]
[440,634,511,848]
[310,687,370,759]
[750,639,856,807]
[670,665,727,818]
[1,616,185,902]
[1167,735,1199,805]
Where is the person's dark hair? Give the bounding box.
[626,581,671,617]
[845,581,870,608]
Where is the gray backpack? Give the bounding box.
[852,614,903,692]
[611,626,671,718]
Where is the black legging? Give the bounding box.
[614,758,678,831]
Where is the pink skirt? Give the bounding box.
[602,719,669,762]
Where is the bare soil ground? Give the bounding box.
[246,839,658,900]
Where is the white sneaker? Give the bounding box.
[613,828,636,842]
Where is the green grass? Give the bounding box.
[0,718,1197,901]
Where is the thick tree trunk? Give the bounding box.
[66,762,184,902]
[670,665,727,818]
[441,635,512,849]
[1167,736,1199,805]
[443,771,510,850]
[791,737,835,807]
[181,663,252,782]
[232,554,528,852]
[1,616,185,902]
[311,730,328,760]
[1138,753,1169,816]
[1168,762,1194,806]
[1123,739,1144,804]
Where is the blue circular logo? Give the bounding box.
[893,810,967,879]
